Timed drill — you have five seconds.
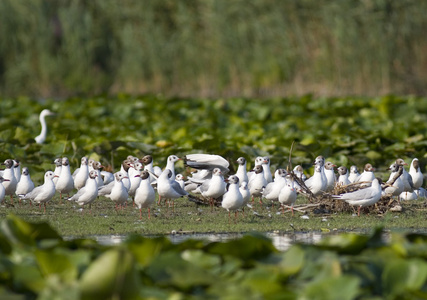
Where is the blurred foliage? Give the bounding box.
[1,95,427,183]
[0,214,426,299]
[0,0,427,98]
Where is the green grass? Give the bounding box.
[2,194,426,237]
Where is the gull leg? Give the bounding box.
[148,208,151,220]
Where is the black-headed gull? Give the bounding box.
[184,153,229,174]
[262,169,287,204]
[92,161,105,187]
[157,169,188,210]
[175,174,186,190]
[239,181,251,210]
[105,172,129,210]
[337,166,350,186]
[235,157,249,185]
[348,165,360,183]
[74,156,89,190]
[164,155,181,181]
[248,165,267,203]
[20,171,57,213]
[324,161,336,191]
[333,178,382,216]
[140,155,162,183]
[293,165,307,181]
[198,168,226,210]
[385,163,404,197]
[222,175,243,223]
[55,157,75,201]
[134,170,156,219]
[128,162,144,200]
[355,163,376,185]
[409,158,423,190]
[13,160,21,182]
[1,159,18,204]
[261,157,273,183]
[278,177,297,215]
[304,163,326,196]
[0,176,10,203]
[15,167,35,197]
[35,109,55,144]
[68,170,98,212]
[395,158,414,193]
[53,158,62,185]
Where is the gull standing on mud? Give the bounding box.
[73,157,89,190]
[19,171,57,213]
[15,167,35,198]
[222,175,244,223]
[68,170,99,212]
[56,157,74,201]
[1,159,18,204]
[157,169,188,210]
[134,170,156,220]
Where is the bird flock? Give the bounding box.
[1,152,424,221]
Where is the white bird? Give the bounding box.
[1,159,18,204]
[140,155,162,183]
[119,160,131,191]
[395,158,414,192]
[100,170,115,185]
[198,168,226,210]
[304,163,326,196]
[248,165,267,203]
[385,163,404,197]
[235,157,249,186]
[15,167,35,197]
[164,155,181,181]
[105,172,129,210]
[262,169,287,204]
[348,165,360,183]
[92,161,105,187]
[278,177,297,216]
[324,161,336,191]
[0,176,10,203]
[333,178,382,216]
[134,170,156,220]
[128,162,144,199]
[19,171,57,213]
[56,157,74,201]
[355,163,376,185]
[222,175,244,223]
[239,181,251,209]
[337,166,350,186]
[68,170,98,212]
[175,174,186,190]
[157,169,188,210]
[13,160,21,182]
[53,158,62,186]
[73,157,89,190]
[247,156,265,182]
[34,109,55,144]
[261,157,273,184]
[293,165,307,181]
[184,153,229,174]
[409,158,423,190]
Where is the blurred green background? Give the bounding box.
[1,0,426,99]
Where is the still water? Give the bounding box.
[91,231,325,251]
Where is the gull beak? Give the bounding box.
[135,175,140,178]
[54,175,59,178]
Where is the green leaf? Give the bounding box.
[382,259,427,297]
[35,249,78,283]
[79,248,139,300]
[302,275,360,300]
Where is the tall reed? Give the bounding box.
[0,0,426,98]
